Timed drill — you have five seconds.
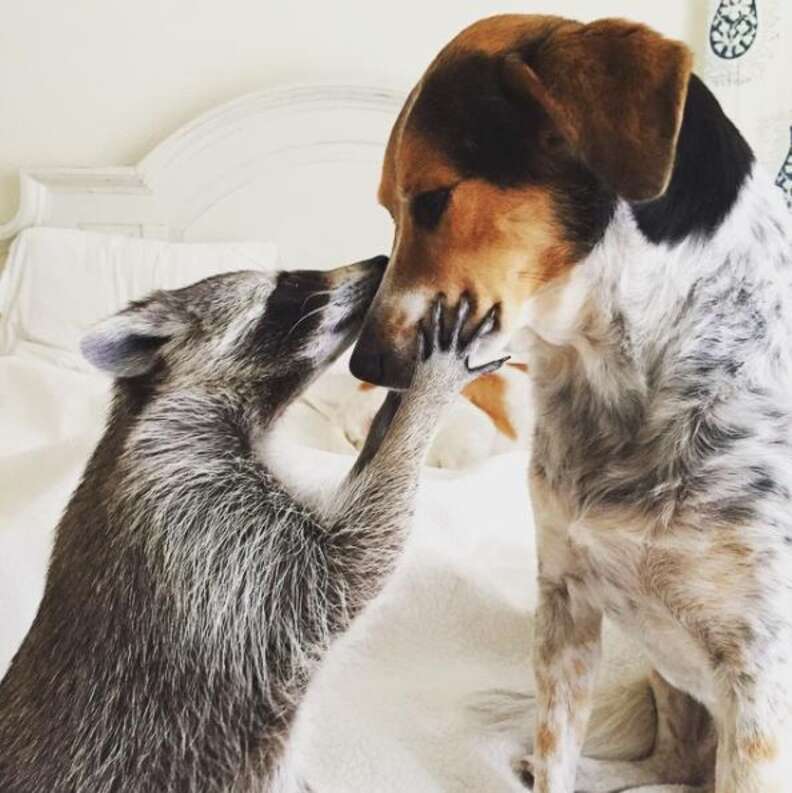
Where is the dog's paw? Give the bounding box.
[516,754,632,793]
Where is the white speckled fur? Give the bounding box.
[519,171,792,793]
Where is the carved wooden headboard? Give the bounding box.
[0,84,404,270]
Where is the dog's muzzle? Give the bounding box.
[349,323,415,390]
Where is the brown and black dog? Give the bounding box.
[350,14,690,388]
[351,12,792,793]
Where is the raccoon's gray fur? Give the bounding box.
[0,258,503,793]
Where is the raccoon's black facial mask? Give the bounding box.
[235,270,331,361]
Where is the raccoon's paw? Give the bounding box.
[412,294,508,394]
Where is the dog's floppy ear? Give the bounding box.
[81,294,184,378]
[502,19,693,201]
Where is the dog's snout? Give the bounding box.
[349,331,413,390]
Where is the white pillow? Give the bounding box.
[0,227,279,363]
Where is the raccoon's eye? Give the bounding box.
[412,187,452,230]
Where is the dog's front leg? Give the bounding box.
[519,469,603,793]
[528,574,603,793]
[713,683,790,793]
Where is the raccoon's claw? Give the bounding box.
[447,292,472,348]
[462,303,507,375]
[415,295,507,389]
[469,304,498,345]
[466,355,510,377]
[431,297,445,349]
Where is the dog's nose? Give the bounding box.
[349,346,384,384]
[350,333,413,389]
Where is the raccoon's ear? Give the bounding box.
[81,296,184,378]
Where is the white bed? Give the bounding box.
[0,84,551,792]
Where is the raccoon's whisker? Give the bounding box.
[300,288,335,314]
[285,303,329,339]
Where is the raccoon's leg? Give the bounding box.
[348,389,404,476]
[320,294,507,610]
[243,298,505,788]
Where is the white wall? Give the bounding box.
[0,0,709,241]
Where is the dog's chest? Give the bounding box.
[529,364,729,706]
[561,513,719,707]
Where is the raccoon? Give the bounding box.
[0,256,504,793]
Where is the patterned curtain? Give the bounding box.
[705,0,792,210]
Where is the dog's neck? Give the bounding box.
[515,70,792,413]
[517,168,792,411]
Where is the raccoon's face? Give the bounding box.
[81,256,387,401]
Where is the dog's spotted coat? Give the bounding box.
[351,14,792,793]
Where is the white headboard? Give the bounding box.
[0,84,404,270]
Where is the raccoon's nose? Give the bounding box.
[357,254,389,290]
[364,254,389,272]
[330,254,388,288]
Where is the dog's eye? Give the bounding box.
[412,188,452,230]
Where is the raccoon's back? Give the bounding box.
[0,608,293,793]
[0,543,300,793]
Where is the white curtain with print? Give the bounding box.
[704,0,792,210]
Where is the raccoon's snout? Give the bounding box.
[327,255,388,297]
[326,255,388,332]
[265,256,387,368]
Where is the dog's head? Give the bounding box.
[350,15,693,388]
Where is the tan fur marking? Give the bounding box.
[536,724,558,756]
[391,130,459,199]
[572,658,587,677]
[463,372,517,440]
[381,143,575,341]
[740,736,778,762]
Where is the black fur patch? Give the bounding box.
[411,53,551,188]
[631,75,755,245]
[119,358,170,417]
[240,270,330,359]
[409,52,616,257]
